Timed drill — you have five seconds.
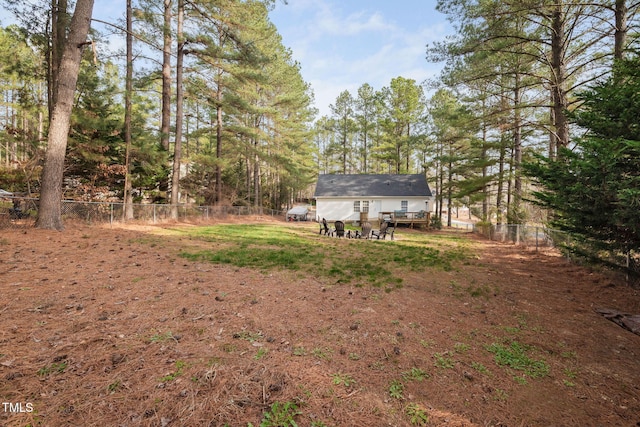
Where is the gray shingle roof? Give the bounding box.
[314,174,432,198]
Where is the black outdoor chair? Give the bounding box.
[319,218,330,235]
[360,221,372,239]
[334,221,345,238]
[371,221,394,240]
[346,230,361,239]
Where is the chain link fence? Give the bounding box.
[472,223,555,250]
[0,197,285,229]
[3,198,636,283]
[473,223,639,283]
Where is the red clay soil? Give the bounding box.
[1,218,639,427]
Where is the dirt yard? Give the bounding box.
[1,218,639,427]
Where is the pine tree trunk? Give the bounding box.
[215,95,223,205]
[123,0,134,220]
[36,0,95,230]
[512,72,523,223]
[551,4,569,151]
[614,0,628,60]
[49,0,68,117]
[161,0,172,152]
[170,0,185,219]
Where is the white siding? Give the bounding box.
[316,197,431,222]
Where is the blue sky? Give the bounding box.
[269,0,451,116]
[1,0,451,117]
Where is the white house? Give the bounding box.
[314,174,434,222]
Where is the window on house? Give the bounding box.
[401,201,408,212]
[354,201,361,212]
[362,201,369,213]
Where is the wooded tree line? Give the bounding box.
[428,0,640,255]
[0,0,316,228]
[0,0,639,256]
[315,1,639,232]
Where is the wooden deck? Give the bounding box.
[378,211,431,229]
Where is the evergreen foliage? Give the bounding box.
[525,55,640,254]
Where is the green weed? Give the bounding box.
[332,373,356,387]
[493,388,508,401]
[233,330,263,342]
[433,352,455,369]
[405,403,429,426]
[388,380,404,399]
[402,367,429,382]
[311,347,332,360]
[260,401,301,427]
[486,341,549,379]
[254,347,268,360]
[107,380,122,393]
[471,361,489,375]
[454,342,470,353]
[149,331,175,343]
[160,360,186,382]
[420,339,434,348]
[292,346,306,356]
[37,361,67,376]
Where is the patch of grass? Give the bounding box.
[149,331,175,343]
[369,361,386,371]
[564,368,577,379]
[468,284,493,298]
[405,403,429,426]
[160,360,186,382]
[221,343,237,353]
[486,341,549,379]
[292,346,306,356]
[311,347,332,360]
[503,326,521,334]
[254,347,268,360]
[454,342,470,353]
[259,401,301,427]
[332,373,356,387]
[107,380,122,393]
[173,224,472,288]
[37,361,67,376]
[388,379,404,399]
[420,339,434,348]
[402,367,429,382]
[471,361,490,375]
[433,352,455,369]
[493,388,508,401]
[233,330,263,342]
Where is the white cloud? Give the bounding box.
[270,0,451,117]
[316,10,395,37]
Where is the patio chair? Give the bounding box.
[346,230,361,239]
[360,221,372,239]
[334,220,345,238]
[319,218,330,235]
[371,221,394,240]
